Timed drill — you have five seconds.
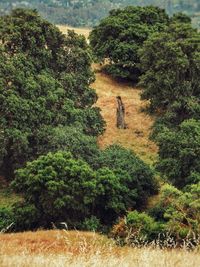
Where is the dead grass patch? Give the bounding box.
[92,65,158,164]
[57,25,91,39]
[0,230,199,267]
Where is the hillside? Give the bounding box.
[92,65,157,164]
[58,26,157,164]
[1,230,200,267]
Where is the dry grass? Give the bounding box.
[57,25,91,39]
[57,27,158,164]
[0,230,199,267]
[92,65,158,164]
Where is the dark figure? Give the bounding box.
[116,96,126,129]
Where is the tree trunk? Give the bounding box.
[116,96,126,129]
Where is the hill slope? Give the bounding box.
[92,65,157,164]
[58,25,157,164]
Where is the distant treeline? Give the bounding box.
[0,0,200,27]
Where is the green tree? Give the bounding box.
[12,151,98,229]
[92,145,158,207]
[0,9,105,179]
[155,120,200,188]
[90,6,169,81]
[12,151,146,230]
[139,22,200,113]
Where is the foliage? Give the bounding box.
[139,18,200,189]
[149,184,200,239]
[0,9,105,179]
[154,120,200,188]
[82,216,101,231]
[111,210,165,245]
[11,151,149,230]
[112,183,200,246]
[0,207,14,230]
[139,21,200,113]
[92,145,158,208]
[90,6,169,81]
[1,1,199,27]
[12,151,97,229]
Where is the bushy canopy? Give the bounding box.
[12,151,152,230]
[92,145,158,207]
[0,9,105,179]
[90,6,169,81]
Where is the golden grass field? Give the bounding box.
[92,65,158,164]
[1,230,200,267]
[57,25,91,39]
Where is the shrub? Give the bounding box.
[112,211,165,245]
[93,145,158,208]
[0,207,14,231]
[12,151,146,230]
[82,216,101,231]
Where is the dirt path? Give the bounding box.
[92,66,157,164]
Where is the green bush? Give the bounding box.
[82,216,101,231]
[13,203,40,231]
[93,145,158,208]
[112,210,165,245]
[0,207,14,231]
[12,151,148,230]
[12,151,97,229]
[149,184,200,239]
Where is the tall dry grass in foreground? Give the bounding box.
[0,230,199,267]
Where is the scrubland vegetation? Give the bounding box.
[0,3,200,267]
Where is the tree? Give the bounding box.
[12,151,147,230]
[0,9,105,179]
[90,6,169,81]
[12,151,97,229]
[155,119,200,188]
[139,22,200,113]
[92,145,158,207]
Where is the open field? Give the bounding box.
[57,25,91,39]
[92,65,158,164]
[0,230,199,267]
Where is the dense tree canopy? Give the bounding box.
[90,6,169,81]
[92,145,158,207]
[154,120,200,188]
[0,9,105,179]
[139,21,200,114]
[11,151,157,230]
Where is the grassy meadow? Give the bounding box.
[1,230,200,267]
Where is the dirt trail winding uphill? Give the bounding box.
[92,65,157,164]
